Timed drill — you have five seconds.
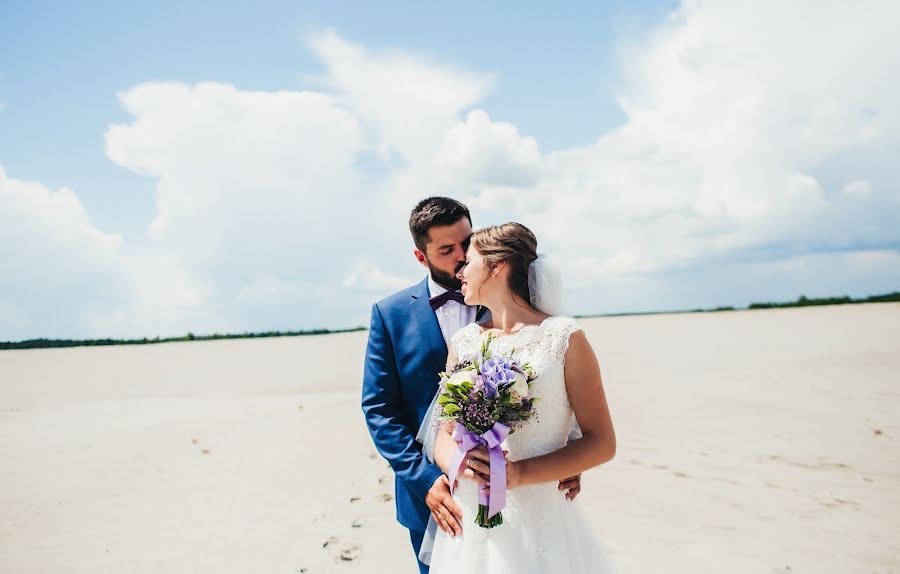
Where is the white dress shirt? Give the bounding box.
[427,275,477,350]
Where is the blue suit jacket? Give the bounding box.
[361,277,486,531]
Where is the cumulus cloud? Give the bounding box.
[89,33,501,338]
[436,110,542,188]
[458,0,900,296]
[308,28,494,163]
[0,165,125,339]
[4,5,900,339]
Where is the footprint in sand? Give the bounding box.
[818,497,861,508]
[190,436,211,455]
[339,544,360,562]
[377,493,394,502]
[323,535,360,563]
[712,476,740,485]
[765,454,853,471]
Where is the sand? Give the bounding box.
[1,303,898,573]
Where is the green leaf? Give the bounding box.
[443,403,461,416]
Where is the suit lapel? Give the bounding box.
[410,277,447,355]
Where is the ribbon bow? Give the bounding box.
[447,421,510,519]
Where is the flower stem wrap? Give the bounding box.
[448,421,510,521]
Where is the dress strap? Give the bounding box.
[544,316,583,366]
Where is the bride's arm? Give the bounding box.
[433,420,457,474]
[432,348,458,475]
[507,330,616,488]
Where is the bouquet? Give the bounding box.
[436,332,539,528]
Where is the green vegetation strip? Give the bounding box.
[0,327,366,351]
[578,291,900,318]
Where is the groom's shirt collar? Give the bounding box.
[426,274,476,349]
[427,274,451,298]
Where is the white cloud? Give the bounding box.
[458,0,900,289]
[0,165,125,339]
[106,81,365,258]
[236,274,327,305]
[308,28,494,163]
[436,109,542,188]
[4,9,900,339]
[341,260,415,292]
[842,180,873,197]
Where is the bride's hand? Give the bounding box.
[472,448,523,494]
[462,447,491,486]
[504,452,523,489]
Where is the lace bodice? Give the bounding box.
[449,315,583,463]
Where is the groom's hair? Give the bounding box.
[409,197,472,252]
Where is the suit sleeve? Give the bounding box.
[361,302,443,501]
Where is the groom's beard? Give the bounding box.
[428,260,463,291]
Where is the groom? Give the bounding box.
[361,197,582,573]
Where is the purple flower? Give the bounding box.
[480,357,519,398]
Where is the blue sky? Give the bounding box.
[1,0,898,340]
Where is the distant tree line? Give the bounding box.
[580,290,900,319]
[0,327,366,351]
[747,291,900,309]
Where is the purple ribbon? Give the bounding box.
[448,421,510,519]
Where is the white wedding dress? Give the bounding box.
[419,316,617,573]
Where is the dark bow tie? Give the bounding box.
[429,290,467,310]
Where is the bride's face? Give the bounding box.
[458,245,499,305]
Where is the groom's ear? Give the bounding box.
[413,249,429,268]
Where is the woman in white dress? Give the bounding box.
[417,222,618,573]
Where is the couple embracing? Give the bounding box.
[361,197,617,573]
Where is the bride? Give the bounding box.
[416,222,618,573]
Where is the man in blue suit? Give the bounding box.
[361,197,581,573]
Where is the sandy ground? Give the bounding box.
[1,303,898,573]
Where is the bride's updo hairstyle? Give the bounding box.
[470,222,538,305]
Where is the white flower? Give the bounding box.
[447,369,477,386]
[509,372,529,402]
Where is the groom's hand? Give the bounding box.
[425,475,463,537]
[558,473,582,500]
